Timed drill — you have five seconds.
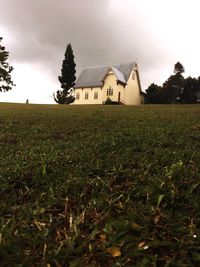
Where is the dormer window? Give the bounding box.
[107,86,113,96]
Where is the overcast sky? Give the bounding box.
[1,0,200,104]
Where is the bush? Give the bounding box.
[104,97,120,105]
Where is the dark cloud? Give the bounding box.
[1,1,113,71]
[1,0,193,98]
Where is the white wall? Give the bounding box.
[102,71,125,103]
[124,67,143,105]
[73,87,103,104]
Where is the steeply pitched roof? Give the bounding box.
[74,62,136,88]
[113,62,136,83]
[112,67,126,84]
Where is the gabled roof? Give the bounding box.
[74,62,136,88]
[112,67,126,84]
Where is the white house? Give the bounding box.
[73,62,144,105]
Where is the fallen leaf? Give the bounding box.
[131,223,140,230]
[99,234,107,241]
[138,241,146,248]
[106,246,121,257]
[154,215,161,224]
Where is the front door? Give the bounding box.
[118,92,121,102]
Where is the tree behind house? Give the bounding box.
[54,44,76,104]
[145,83,162,104]
[145,62,184,104]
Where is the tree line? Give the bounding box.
[145,62,200,104]
[1,36,200,105]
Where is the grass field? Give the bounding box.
[0,103,200,266]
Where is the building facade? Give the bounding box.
[73,62,144,105]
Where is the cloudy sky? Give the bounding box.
[1,0,200,104]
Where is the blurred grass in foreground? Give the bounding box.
[0,103,200,266]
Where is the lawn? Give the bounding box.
[0,103,200,266]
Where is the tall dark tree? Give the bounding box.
[0,37,15,92]
[162,62,185,103]
[54,44,76,104]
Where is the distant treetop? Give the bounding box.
[174,62,185,75]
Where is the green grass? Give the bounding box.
[0,103,200,266]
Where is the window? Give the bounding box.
[85,92,89,100]
[75,93,80,100]
[107,86,113,96]
[132,71,135,80]
[94,92,98,99]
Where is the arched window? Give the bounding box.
[107,86,113,96]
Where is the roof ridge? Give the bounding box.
[81,61,136,69]
[112,61,136,65]
[82,64,109,69]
